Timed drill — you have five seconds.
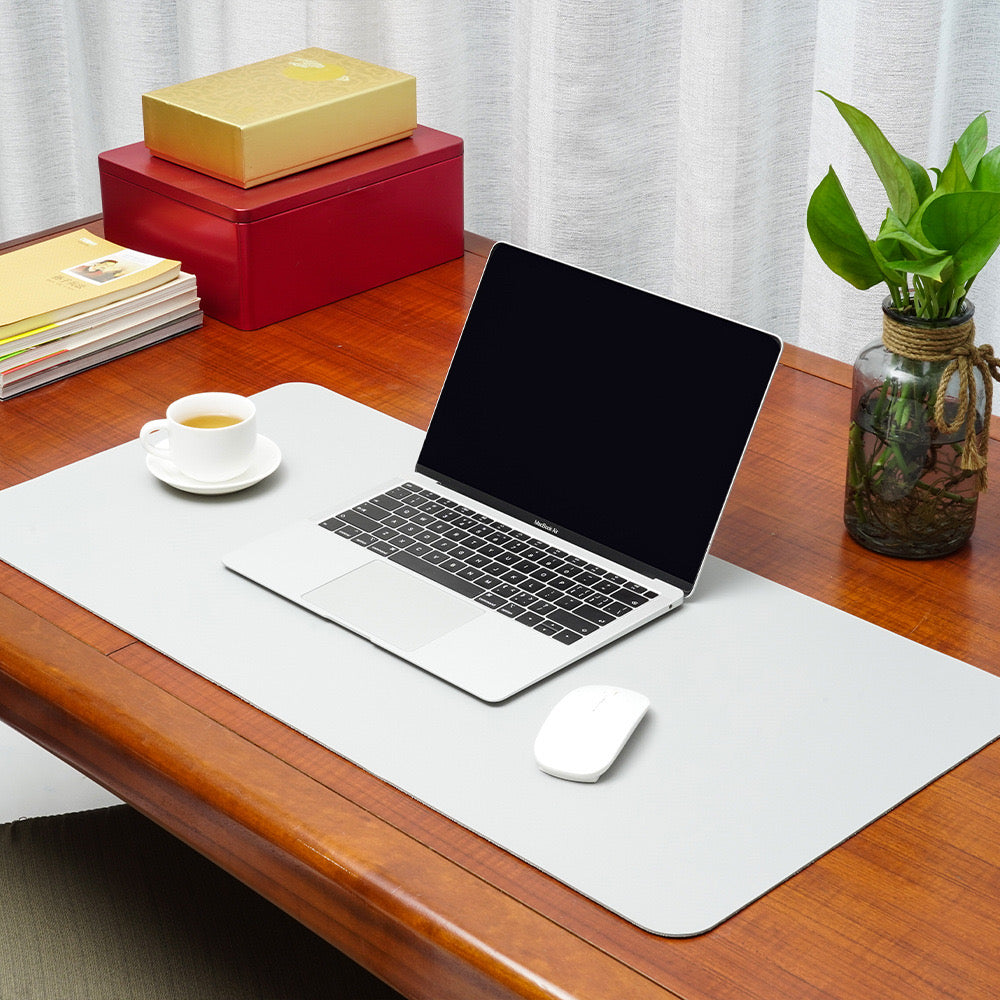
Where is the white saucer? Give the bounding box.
[146,435,281,495]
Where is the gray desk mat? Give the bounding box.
[3,382,1000,936]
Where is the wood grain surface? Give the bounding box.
[2,225,999,999]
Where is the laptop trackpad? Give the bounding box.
[303,559,483,652]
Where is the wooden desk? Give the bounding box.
[2,226,1000,1000]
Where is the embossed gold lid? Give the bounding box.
[142,48,417,188]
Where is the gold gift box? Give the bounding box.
[142,48,417,188]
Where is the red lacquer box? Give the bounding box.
[98,125,464,330]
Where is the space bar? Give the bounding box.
[388,549,484,599]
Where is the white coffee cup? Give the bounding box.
[140,392,257,482]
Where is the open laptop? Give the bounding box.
[223,243,782,701]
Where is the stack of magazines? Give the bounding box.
[0,229,201,399]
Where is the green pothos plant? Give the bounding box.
[807,94,1000,556]
[807,92,1000,319]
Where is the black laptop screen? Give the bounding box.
[415,243,782,595]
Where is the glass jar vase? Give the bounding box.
[844,299,986,558]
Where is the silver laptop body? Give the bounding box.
[224,243,782,702]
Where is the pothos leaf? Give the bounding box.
[936,143,973,195]
[906,144,972,242]
[900,154,933,203]
[921,190,1000,287]
[806,167,885,289]
[957,113,989,179]
[973,146,1000,192]
[820,92,920,223]
[876,209,943,258]
[867,239,908,287]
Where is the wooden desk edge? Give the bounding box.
[780,342,850,387]
[0,591,676,1000]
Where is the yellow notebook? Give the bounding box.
[0,230,180,340]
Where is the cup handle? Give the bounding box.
[139,419,170,457]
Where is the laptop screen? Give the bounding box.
[416,243,782,595]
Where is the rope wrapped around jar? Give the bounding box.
[882,310,1000,490]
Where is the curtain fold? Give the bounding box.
[2,1,998,363]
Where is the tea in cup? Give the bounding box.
[140,392,257,482]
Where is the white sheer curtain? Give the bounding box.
[2,1,999,362]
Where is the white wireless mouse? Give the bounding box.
[534,684,650,782]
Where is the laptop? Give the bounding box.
[223,243,782,702]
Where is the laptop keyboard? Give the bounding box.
[318,482,660,646]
